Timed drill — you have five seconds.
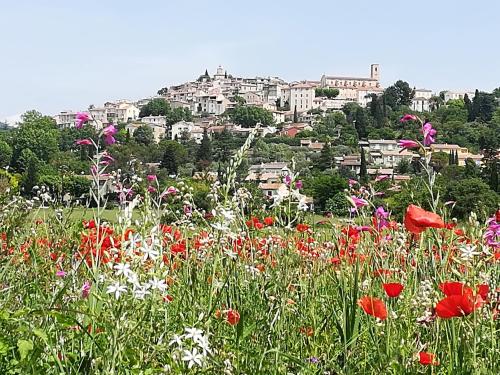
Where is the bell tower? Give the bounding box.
[370,64,380,81]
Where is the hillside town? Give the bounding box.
[48,64,490,203]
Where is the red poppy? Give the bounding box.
[357,296,387,320]
[383,283,404,298]
[439,281,471,296]
[477,284,489,300]
[263,217,274,226]
[226,309,240,325]
[404,205,445,234]
[296,223,310,232]
[419,352,439,366]
[435,294,482,319]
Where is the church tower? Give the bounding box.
[370,64,380,81]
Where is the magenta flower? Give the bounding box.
[400,114,418,122]
[484,216,500,249]
[375,206,389,230]
[375,175,389,182]
[348,179,358,187]
[75,139,93,146]
[295,180,303,189]
[75,112,90,129]
[147,185,157,193]
[284,175,292,186]
[56,270,66,278]
[398,140,420,149]
[102,124,117,145]
[81,281,91,299]
[147,174,157,182]
[351,196,368,208]
[421,122,437,146]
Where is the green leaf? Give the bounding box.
[33,328,48,343]
[17,339,33,360]
[0,340,9,355]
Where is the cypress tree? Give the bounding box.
[454,150,459,165]
[490,160,499,192]
[318,142,333,171]
[161,144,178,175]
[360,148,368,183]
[464,93,473,121]
[448,151,453,165]
[196,128,213,169]
[293,105,298,123]
[471,89,480,121]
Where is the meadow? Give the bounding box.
[0,117,498,374]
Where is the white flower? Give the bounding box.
[140,241,160,261]
[184,327,204,341]
[125,271,140,286]
[149,277,167,292]
[106,282,127,299]
[168,334,183,348]
[459,244,480,260]
[181,347,204,369]
[194,334,211,355]
[114,263,132,277]
[133,283,151,300]
[211,222,229,232]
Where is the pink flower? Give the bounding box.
[400,114,418,122]
[102,125,117,145]
[348,179,358,187]
[147,175,157,182]
[75,112,90,129]
[375,175,389,182]
[421,122,437,146]
[160,186,178,199]
[56,270,66,278]
[398,140,420,149]
[147,186,157,193]
[75,139,93,146]
[351,196,368,209]
[82,281,91,299]
[295,180,303,189]
[284,175,291,186]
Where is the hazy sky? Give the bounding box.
[1,0,499,121]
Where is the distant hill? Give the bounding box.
[0,121,14,131]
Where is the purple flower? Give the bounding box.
[484,216,500,248]
[75,112,90,129]
[351,196,368,209]
[421,122,437,146]
[375,206,389,230]
[398,140,420,150]
[348,179,358,187]
[75,139,93,146]
[400,114,418,122]
[102,125,117,145]
[295,180,303,190]
[284,175,292,186]
[82,281,91,299]
[375,175,389,182]
[56,270,66,278]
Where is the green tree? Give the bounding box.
[0,140,12,167]
[360,147,368,183]
[317,142,334,171]
[12,111,59,169]
[464,93,473,121]
[160,141,187,175]
[293,105,299,123]
[304,174,348,211]
[445,178,500,221]
[139,98,171,117]
[196,128,212,169]
[228,105,274,128]
[325,192,350,216]
[383,80,414,109]
[315,88,339,98]
[354,107,368,139]
[133,125,155,145]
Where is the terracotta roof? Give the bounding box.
[259,183,285,190]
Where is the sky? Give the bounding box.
[1,0,499,122]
